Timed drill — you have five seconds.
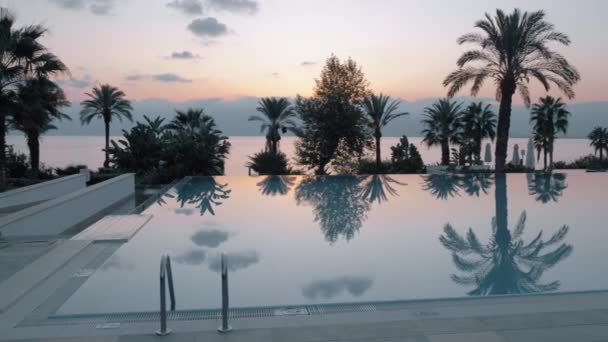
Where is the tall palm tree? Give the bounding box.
[444,9,580,172]
[248,97,299,154]
[0,8,68,182]
[462,102,496,163]
[10,77,70,174]
[361,94,408,168]
[530,96,570,169]
[80,84,133,167]
[421,98,463,165]
[166,108,206,132]
[588,127,608,161]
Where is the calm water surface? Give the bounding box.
[56,171,608,315]
[7,136,595,175]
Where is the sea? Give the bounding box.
[5,136,594,176]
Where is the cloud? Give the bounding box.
[153,73,193,83]
[57,74,94,88]
[208,251,259,272]
[187,17,229,38]
[174,208,195,215]
[169,51,202,60]
[49,0,116,15]
[271,72,280,78]
[301,61,316,67]
[207,0,258,14]
[174,249,207,265]
[125,73,192,83]
[191,229,230,248]
[166,0,204,15]
[302,276,374,300]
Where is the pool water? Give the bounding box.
[56,172,608,316]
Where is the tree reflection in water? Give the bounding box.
[440,174,572,295]
[359,175,406,204]
[257,175,296,197]
[165,177,231,216]
[296,175,370,243]
[527,172,568,203]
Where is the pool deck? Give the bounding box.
[2,239,608,342]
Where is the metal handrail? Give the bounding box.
[156,254,176,336]
[218,253,233,333]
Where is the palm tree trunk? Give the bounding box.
[104,119,110,168]
[0,112,6,185]
[543,149,548,170]
[26,133,40,176]
[495,81,516,172]
[375,135,381,169]
[601,148,604,161]
[549,139,554,169]
[441,141,450,165]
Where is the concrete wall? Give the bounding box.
[0,173,135,237]
[0,172,89,212]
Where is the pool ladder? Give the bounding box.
[155,253,233,336]
[156,254,176,336]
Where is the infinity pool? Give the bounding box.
[57,171,608,316]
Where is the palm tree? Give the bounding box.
[10,77,70,174]
[80,85,133,167]
[530,96,570,169]
[462,102,496,163]
[361,94,408,168]
[0,8,68,182]
[440,173,572,295]
[444,9,580,172]
[588,127,608,161]
[421,98,463,165]
[248,97,299,154]
[166,108,205,132]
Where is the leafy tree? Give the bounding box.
[462,102,496,163]
[530,96,570,169]
[296,175,369,243]
[0,8,68,182]
[588,127,608,161]
[10,77,70,174]
[296,55,372,175]
[389,136,425,173]
[361,94,408,168]
[80,84,133,167]
[248,97,299,154]
[527,172,568,203]
[444,9,580,172]
[107,115,166,174]
[421,98,463,165]
[163,109,230,176]
[247,150,290,175]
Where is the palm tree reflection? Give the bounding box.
[257,175,296,196]
[296,176,370,243]
[459,173,494,197]
[440,174,572,295]
[422,174,462,200]
[360,175,406,204]
[527,172,568,203]
[165,177,231,216]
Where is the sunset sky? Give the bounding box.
[1,0,607,104]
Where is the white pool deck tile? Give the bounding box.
[71,215,152,242]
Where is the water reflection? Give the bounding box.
[191,229,230,248]
[459,173,494,197]
[207,251,260,272]
[440,174,573,295]
[174,249,207,266]
[359,175,407,204]
[165,177,231,216]
[422,174,462,200]
[527,172,568,203]
[295,176,370,243]
[101,255,135,271]
[302,276,374,300]
[257,176,296,197]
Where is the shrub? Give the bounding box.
[55,164,87,176]
[5,145,29,178]
[357,159,392,174]
[554,155,608,170]
[390,136,425,173]
[247,151,290,175]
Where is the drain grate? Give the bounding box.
[48,304,377,324]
